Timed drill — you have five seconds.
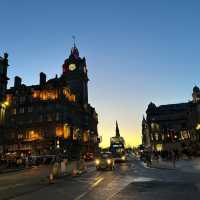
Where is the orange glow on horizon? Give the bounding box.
[99,126,142,148]
[93,103,143,149]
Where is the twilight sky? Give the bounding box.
[1,0,200,147]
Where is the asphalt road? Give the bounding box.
[1,159,200,200]
[0,165,51,200]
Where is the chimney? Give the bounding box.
[14,76,22,88]
[40,72,46,85]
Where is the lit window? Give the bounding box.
[196,124,200,130]
[63,88,76,102]
[13,108,16,115]
[155,133,159,141]
[47,114,52,121]
[28,130,40,141]
[18,134,23,139]
[162,134,165,140]
[73,129,78,140]
[64,124,70,139]
[6,94,12,104]
[83,131,89,142]
[32,91,39,98]
[56,127,63,137]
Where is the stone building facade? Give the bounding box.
[0,53,9,153]
[0,46,99,158]
[142,87,200,153]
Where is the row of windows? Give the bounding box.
[11,113,60,124]
[9,88,76,105]
[12,105,65,115]
[11,103,72,115]
[11,128,96,143]
[151,131,191,141]
[12,107,33,114]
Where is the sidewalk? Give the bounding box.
[148,157,200,172]
[149,159,175,170]
[176,158,200,173]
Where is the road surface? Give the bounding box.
[1,159,200,200]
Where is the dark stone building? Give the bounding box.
[142,87,200,153]
[0,46,99,158]
[0,53,9,153]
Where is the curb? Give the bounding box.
[141,161,175,170]
[0,167,25,174]
[149,165,175,170]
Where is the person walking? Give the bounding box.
[172,150,176,168]
[146,151,152,167]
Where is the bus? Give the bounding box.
[110,136,126,162]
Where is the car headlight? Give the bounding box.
[121,156,126,160]
[107,159,111,165]
[95,159,100,165]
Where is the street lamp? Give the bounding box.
[56,139,60,149]
[1,101,9,108]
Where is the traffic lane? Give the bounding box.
[81,161,200,200]
[110,181,200,200]
[11,169,104,200]
[0,165,50,186]
[76,164,134,200]
[107,159,200,200]
[11,162,133,200]
[9,159,200,200]
[0,165,51,200]
[84,159,200,200]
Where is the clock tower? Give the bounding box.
[62,45,88,106]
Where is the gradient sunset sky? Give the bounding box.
[1,0,200,147]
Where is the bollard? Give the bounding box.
[71,161,79,176]
[49,172,54,184]
[79,159,87,172]
[72,168,78,176]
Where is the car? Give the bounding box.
[95,152,115,170]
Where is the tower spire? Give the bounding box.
[116,121,120,137]
[72,35,76,47]
[70,35,79,59]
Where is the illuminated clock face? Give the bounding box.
[69,63,76,71]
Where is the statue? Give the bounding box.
[0,52,9,75]
[3,53,9,66]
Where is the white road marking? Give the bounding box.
[91,177,104,188]
[106,177,133,200]
[74,191,88,200]
[74,177,104,200]
[133,177,155,182]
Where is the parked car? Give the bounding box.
[95,152,115,170]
